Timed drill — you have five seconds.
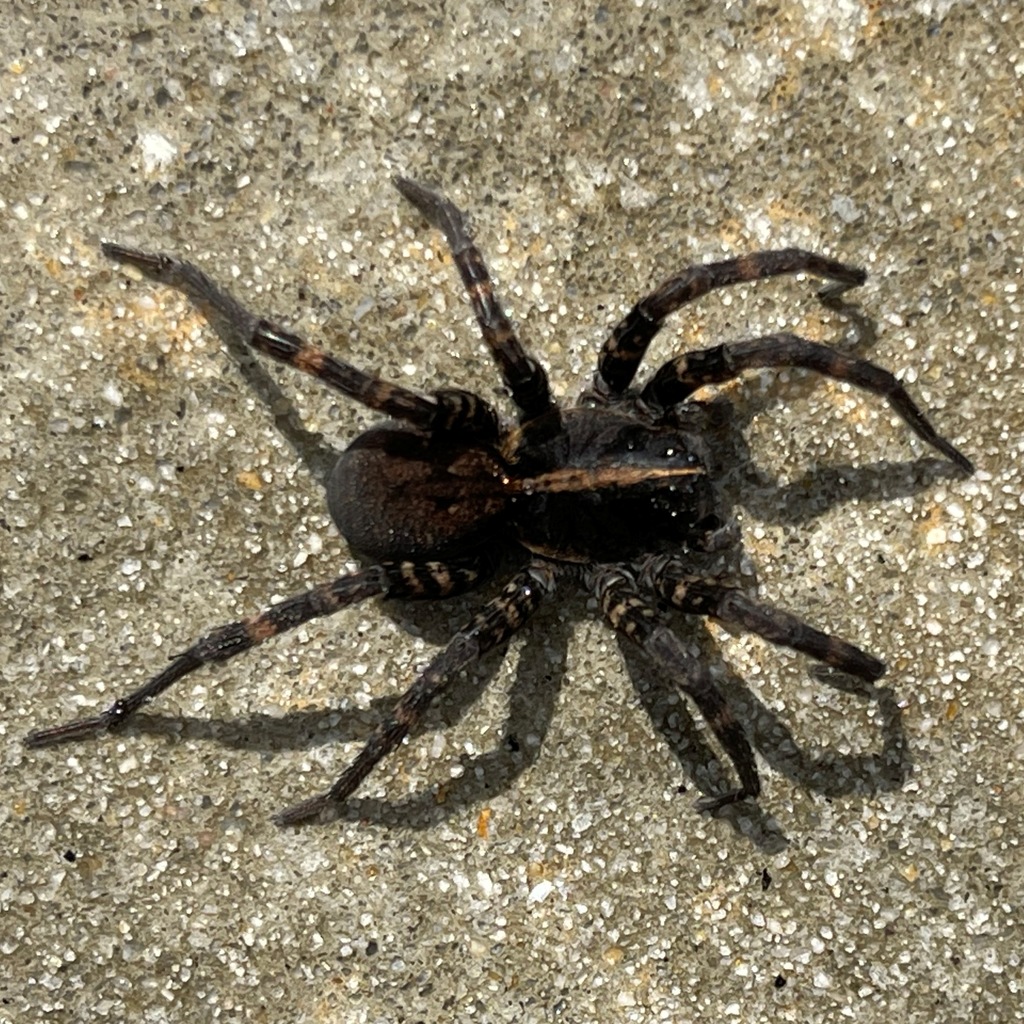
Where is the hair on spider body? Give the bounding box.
[25,177,973,827]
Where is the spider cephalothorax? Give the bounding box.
[26,178,973,826]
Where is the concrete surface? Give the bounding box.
[2,1,1022,1021]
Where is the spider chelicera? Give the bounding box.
[26,178,973,826]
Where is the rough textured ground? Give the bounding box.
[2,2,1021,1022]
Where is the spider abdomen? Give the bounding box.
[327,427,510,562]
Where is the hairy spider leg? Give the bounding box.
[393,177,555,422]
[100,244,500,441]
[640,331,974,473]
[596,248,866,395]
[24,561,486,749]
[274,562,557,826]
[641,554,886,680]
[589,566,761,812]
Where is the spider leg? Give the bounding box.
[641,331,974,473]
[641,554,886,680]
[394,177,555,423]
[597,249,865,395]
[101,244,500,441]
[24,560,486,749]
[589,565,760,813]
[274,561,557,826]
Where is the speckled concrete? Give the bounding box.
[2,2,1022,1022]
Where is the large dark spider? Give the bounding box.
[26,178,973,826]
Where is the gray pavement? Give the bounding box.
[2,2,1022,1021]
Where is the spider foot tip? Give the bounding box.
[101,241,165,273]
[24,714,107,748]
[23,729,51,749]
[817,280,862,304]
[393,175,433,203]
[849,651,887,682]
[100,240,130,259]
[951,450,975,476]
[273,795,335,828]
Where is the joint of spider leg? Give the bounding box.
[817,272,867,303]
[252,321,306,362]
[391,702,420,729]
[423,562,454,590]
[596,573,656,632]
[107,699,132,726]
[507,355,549,395]
[431,389,500,440]
[630,391,673,424]
[639,560,711,613]
[610,603,656,637]
[581,377,614,407]
[666,578,691,607]
[586,563,633,594]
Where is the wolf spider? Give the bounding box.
[25,178,973,826]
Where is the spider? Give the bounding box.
[26,178,973,826]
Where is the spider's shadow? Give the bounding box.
[198,292,341,483]
[128,575,910,851]
[690,295,968,524]
[130,588,576,831]
[618,623,910,853]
